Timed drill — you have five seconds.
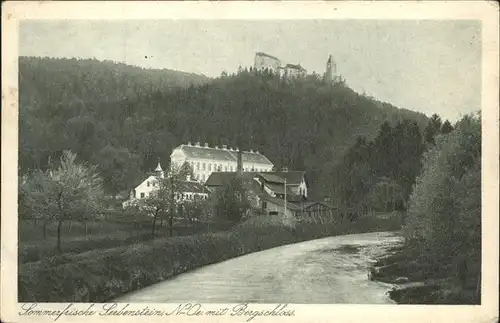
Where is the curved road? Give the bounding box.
[115,231,402,304]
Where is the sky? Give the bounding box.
[20,20,481,122]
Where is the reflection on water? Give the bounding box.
[114,231,403,304]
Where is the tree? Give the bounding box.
[19,171,54,239]
[52,151,103,250]
[367,178,404,212]
[137,178,173,238]
[22,151,103,252]
[330,117,426,215]
[129,164,187,238]
[178,161,194,179]
[182,198,209,224]
[424,113,443,145]
[215,176,249,222]
[404,114,481,292]
[441,120,454,134]
[92,145,142,196]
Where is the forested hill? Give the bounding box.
[19,56,210,110]
[19,63,428,198]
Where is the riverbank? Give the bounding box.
[19,214,401,302]
[114,231,402,303]
[369,243,480,304]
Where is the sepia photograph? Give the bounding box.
[2,1,499,323]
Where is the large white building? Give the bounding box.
[170,142,274,183]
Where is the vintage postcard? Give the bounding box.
[1,1,499,323]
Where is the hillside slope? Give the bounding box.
[19,64,428,198]
[19,56,210,110]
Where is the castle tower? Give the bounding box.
[325,55,337,83]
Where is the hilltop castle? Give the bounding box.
[253,52,339,83]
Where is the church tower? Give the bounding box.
[154,159,164,179]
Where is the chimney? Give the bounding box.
[215,145,219,149]
[237,149,243,174]
[186,174,191,181]
[204,143,209,148]
[195,142,200,147]
[222,145,227,150]
[187,141,192,146]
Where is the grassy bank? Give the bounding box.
[19,219,232,264]
[19,214,401,302]
[369,242,480,304]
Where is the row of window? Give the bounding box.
[146,181,157,188]
[140,191,208,200]
[193,161,232,172]
[190,161,269,173]
[178,193,208,200]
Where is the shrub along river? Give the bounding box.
[114,231,403,303]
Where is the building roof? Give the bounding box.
[205,171,306,188]
[178,180,209,194]
[261,195,303,211]
[205,172,258,187]
[174,145,274,165]
[272,171,306,185]
[285,64,307,71]
[296,200,337,210]
[255,52,280,61]
[257,173,285,184]
[264,182,295,195]
[205,172,237,187]
[133,175,158,190]
[262,197,335,212]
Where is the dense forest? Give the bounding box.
[331,114,454,212]
[369,114,481,304]
[19,57,429,199]
[19,56,210,108]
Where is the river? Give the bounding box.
[114,231,402,303]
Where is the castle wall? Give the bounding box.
[254,54,281,73]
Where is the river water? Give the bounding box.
[114,231,402,304]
